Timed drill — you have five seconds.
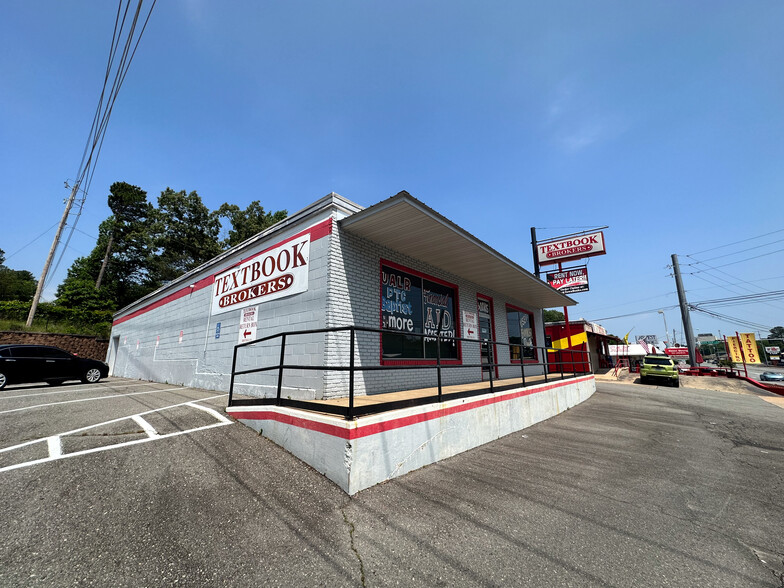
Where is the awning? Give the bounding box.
[339,191,576,309]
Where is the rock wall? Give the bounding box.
[0,332,109,361]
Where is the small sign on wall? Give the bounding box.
[462,310,479,340]
[215,322,221,339]
[238,306,258,344]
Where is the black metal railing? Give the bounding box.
[228,325,591,420]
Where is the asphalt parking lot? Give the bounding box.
[0,377,782,587]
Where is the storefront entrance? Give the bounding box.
[478,295,497,379]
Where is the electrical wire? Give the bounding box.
[46,0,156,287]
[683,228,784,257]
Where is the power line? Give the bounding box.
[27,0,156,324]
[684,246,784,273]
[686,238,783,264]
[683,227,784,257]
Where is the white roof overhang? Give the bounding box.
[339,192,576,309]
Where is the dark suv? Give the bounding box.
[0,344,109,389]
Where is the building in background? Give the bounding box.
[545,319,618,374]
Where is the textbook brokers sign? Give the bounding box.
[211,236,310,315]
[537,231,606,266]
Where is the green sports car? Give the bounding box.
[640,354,679,387]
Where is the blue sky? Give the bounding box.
[1,1,782,345]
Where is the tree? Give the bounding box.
[768,326,784,340]
[543,309,565,322]
[148,188,223,283]
[217,201,287,248]
[96,182,153,290]
[0,248,38,302]
[57,182,155,310]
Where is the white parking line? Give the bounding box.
[132,415,160,438]
[0,394,229,473]
[47,436,62,458]
[186,401,233,424]
[0,382,159,400]
[0,386,200,415]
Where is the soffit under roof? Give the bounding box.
[339,192,575,309]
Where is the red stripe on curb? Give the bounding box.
[113,219,333,326]
[228,376,594,440]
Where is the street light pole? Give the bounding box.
[658,310,669,348]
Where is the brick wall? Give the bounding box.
[0,332,109,361]
[323,226,547,398]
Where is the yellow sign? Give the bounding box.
[726,336,744,363]
[547,331,588,352]
[739,332,762,364]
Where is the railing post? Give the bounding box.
[228,344,238,406]
[542,347,548,383]
[276,333,286,405]
[348,327,355,420]
[436,331,443,402]
[488,342,494,393]
[436,311,444,402]
[560,348,564,380]
[520,346,526,388]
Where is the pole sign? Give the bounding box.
[537,231,606,266]
[545,266,589,294]
[765,346,780,355]
[238,306,258,344]
[212,235,310,315]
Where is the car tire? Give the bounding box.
[82,368,103,384]
[640,375,647,384]
[0,372,6,390]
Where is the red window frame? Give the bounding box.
[379,259,462,366]
[505,302,538,363]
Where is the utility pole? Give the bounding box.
[26,182,80,327]
[671,253,697,367]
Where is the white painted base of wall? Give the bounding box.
[228,375,596,494]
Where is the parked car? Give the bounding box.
[0,344,109,390]
[759,371,784,382]
[639,354,679,387]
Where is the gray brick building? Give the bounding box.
[108,191,574,400]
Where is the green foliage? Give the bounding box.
[217,201,288,248]
[53,182,287,322]
[768,326,784,340]
[55,279,116,311]
[148,188,223,283]
[543,309,565,322]
[0,247,38,302]
[0,301,112,337]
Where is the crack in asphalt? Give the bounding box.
[341,505,366,587]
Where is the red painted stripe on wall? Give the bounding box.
[228,376,594,440]
[113,218,333,326]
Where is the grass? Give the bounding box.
[0,318,111,339]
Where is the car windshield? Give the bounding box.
[645,357,672,366]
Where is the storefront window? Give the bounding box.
[381,262,459,361]
[506,306,536,361]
